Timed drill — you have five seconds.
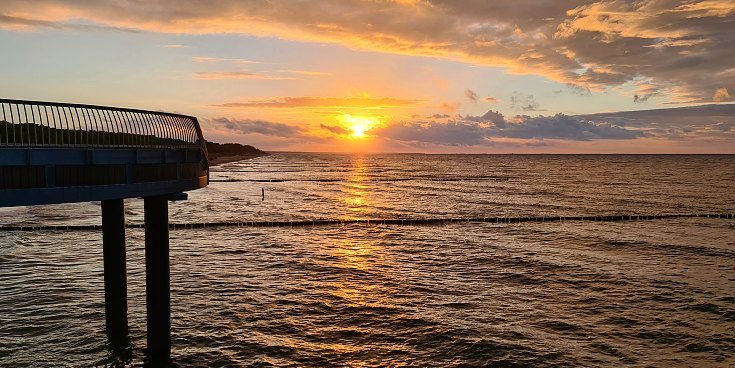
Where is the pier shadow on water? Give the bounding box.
[98,332,178,368]
[97,332,133,368]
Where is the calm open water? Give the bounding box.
[0,154,733,367]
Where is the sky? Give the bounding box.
[0,0,733,153]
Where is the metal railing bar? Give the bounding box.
[72,107,84,146]
[41,105,47,144]
[149,113,162,147]
[11,103,19,145]
[32,104,39,145]
[158,114,173,144]
[84,107,95,146]
[175,116,187,143]
[186,117,195,143]
[82,108,95,146]
[161,114,173,142]
[150,113,159,146]
[1,103,7,145]
[123,111,134,147]
[94,109,108,145]
[91,109,103,145]
[150,114,163,144]
[178,116,187,143]
[69,107,77,146]
[83,107,92,146]
[59,106,69,145]
[114,110,124,146]
[43,105,51,145]
[101,109,116,146]
[31,105,41,145]
[162,115,173,142]
[50,105,59,145]
[133,112,147,146]
[159,116,178,145]
[185,117,193,143]
[123,111,136,145]
[110,111,126,146]
[21,105,29,145]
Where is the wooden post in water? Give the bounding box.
[144,195,170,360]
[101,199,128,335]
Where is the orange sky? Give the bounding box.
[0,1,733,153]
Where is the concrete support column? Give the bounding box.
[144,195,170,360]
[101,199,127,335]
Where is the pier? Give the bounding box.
[0,98,209,362]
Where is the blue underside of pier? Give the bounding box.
[0,147,208,207]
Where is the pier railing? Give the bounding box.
[0,99,207,155]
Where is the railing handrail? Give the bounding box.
[0,98,197,120]
[0,99,208,160]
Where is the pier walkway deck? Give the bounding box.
[0,98,210,362]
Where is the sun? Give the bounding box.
[339,114,379,138]
[352,123,367,137]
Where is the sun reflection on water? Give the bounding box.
[327,236,391,309]
[342,156,372,218]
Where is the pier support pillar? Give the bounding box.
[144,195,170,360]
[101,199,127,335]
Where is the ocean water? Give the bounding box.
[0,153,733,367]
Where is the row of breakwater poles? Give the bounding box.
[2,212,733,232]
[101,196,171,364]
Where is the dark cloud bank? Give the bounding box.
[210,117,304,137]
[373,104,735,146]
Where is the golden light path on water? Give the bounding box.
[344,156,371,217]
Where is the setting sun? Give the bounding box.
[352,124,366,137]
[338,114,380,138]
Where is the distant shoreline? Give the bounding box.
[209,153,268,166]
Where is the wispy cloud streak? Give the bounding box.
[214,96,425,108]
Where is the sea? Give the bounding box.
[0,153,733,367]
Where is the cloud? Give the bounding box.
[575,103,735,141]
[631,80,663,103]
[510,93,544,111]
[374,108,644,146]
[213,96,425,108]
[0,13,138,33]
[194,71,298,80]
[375,120,490,146]
[208,117,304,137]
[465,110,506,127]
[320,124,350,135]
[162,44,189,48]
[714,87,731,102]
[634,92,659,103]
[1,1,732,102]
[439,102,460,112]
[499,114,643,140]
[275,69,330,76]
[713,122,733,132]
[483,97,499,102]
[192,56,258,64]
[465,89,478,103]
[577,103,735,128]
